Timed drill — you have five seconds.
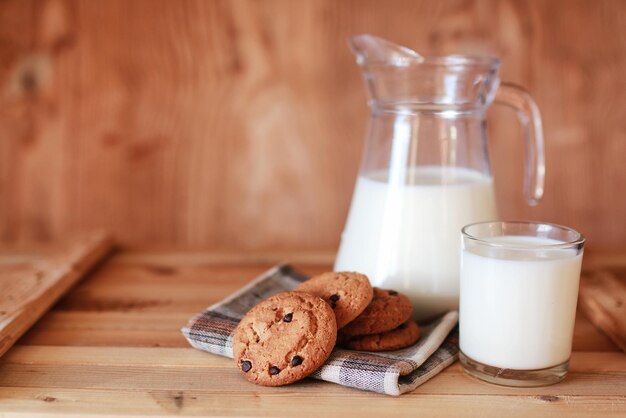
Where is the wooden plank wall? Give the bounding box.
[0,0,624,250]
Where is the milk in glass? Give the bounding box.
[460,236,583,370]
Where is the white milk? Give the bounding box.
[460,236,583,370]
[334,166,497,320]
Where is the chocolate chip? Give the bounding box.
[241,360,252,372]
[269,366,281,375]
[329,294,340,302]
[291,356,303,367]
[388,290,398,296]
[283,313,293,322]
[331,302,337,309]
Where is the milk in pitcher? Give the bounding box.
[334,166,497,320]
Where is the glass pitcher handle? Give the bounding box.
[494,82,545,206]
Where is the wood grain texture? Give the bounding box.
[579,271,626,351]
[0,232,113,358]
[0,252,624,416]
[0,0,625,250]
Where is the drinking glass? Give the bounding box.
[459,221,585,386]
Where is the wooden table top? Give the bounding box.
[0,251,624,417]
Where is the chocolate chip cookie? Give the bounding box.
[342,319,420,351]
[295,271,373,329]
[232,291,337,386]
[340,288,413,337]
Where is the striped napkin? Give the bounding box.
[181,264,459,396]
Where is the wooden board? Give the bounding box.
[579,271,626,352]
[0,0,625,250]
[0,251,624,416]
[0,232,114,358]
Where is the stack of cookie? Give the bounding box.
[233,271,420,387]
[338,287,419,351]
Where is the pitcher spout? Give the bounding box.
[348,34,424,66]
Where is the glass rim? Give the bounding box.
[461,220,586,250]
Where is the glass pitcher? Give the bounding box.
[334,35,545,321]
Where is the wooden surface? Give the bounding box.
[0,251,624,417]
[0,232,113,358]
[580,271,626,352]
[0,0,625,250]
